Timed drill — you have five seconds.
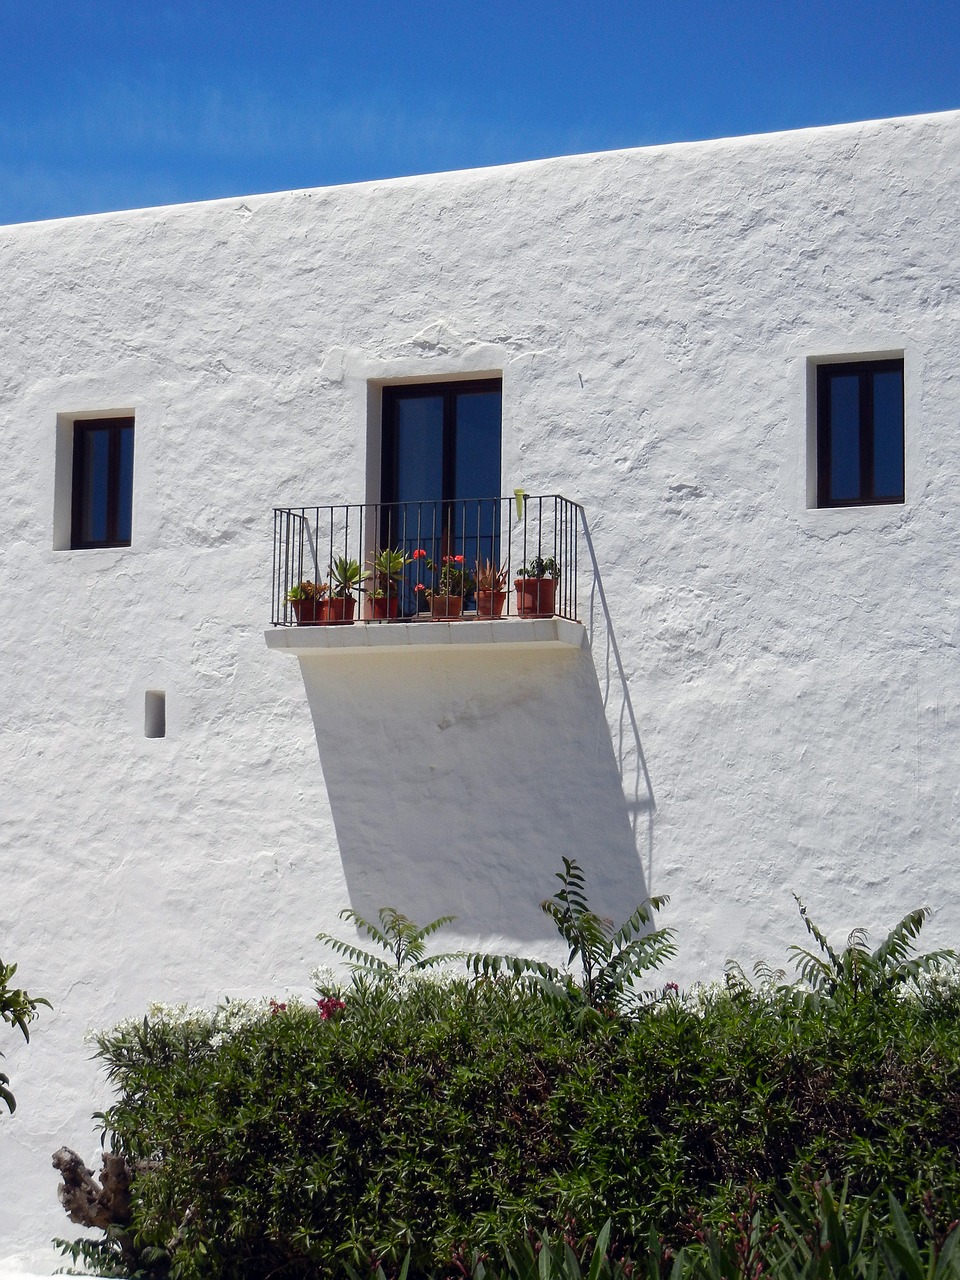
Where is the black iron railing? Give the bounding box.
[271,495,582,626]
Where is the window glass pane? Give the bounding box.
[80,428,110,544]
[829,374,861,502]
[454,389,502,568]
[394,396,444,504]
[115,424,135,542]
[454,389,501,500]
[389,395,445,581]
[872,370,904,499]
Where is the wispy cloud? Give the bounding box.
[0,66,612,176]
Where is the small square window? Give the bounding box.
[71,417,135,548]
[816,360,904,507]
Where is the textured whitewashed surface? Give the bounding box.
[3,109,960,1260]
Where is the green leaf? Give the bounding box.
[586,1220,612,1280]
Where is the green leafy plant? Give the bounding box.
[286,579,327,602]
[413,548,476,598]
[329,555,362,598]
[342,1221,645,1280]
[497,1221,632,1280]
[519,555,559,579]
[317,906,460,976]
[787,897,955,1004]
[882,1192,960,1280]
[473,858,675,1014]
[765,1177,874,1280]
[1,957,49,1113]
[56,887,960,1279]
[475,558,508,591]
[365,546,412,598]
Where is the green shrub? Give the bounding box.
[1,956,49,1114]
[59,890,960,1278]
[66,964,960,1279]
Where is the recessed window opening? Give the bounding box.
[380,379,502,598]
[144,690,166,739]
[71,416,135,548]
[816,360,904,507]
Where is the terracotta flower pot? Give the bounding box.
[364,595,400,621]
[323,596,357,625]
[291,597,325,625]
[476,589,507,618]
[514,577,556,619]
[431,594,463,619]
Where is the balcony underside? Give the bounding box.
[265,616,585,655]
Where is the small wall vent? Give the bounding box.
[145,690,166,739]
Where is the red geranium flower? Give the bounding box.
[317,995,346,1020]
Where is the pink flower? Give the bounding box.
[317,995,346,1020]
[454,555,464,563]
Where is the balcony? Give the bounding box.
[267,494,584,653]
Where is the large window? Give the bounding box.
[816,360,904,507]
[380,379,502,571]
[71,417,135,548]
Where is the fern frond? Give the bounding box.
[317,906,458,977]
[610,900,658,949]
[793,896,844,971]
[315,934,394,972]
[470,952,565,986]
[752,960,787,986]
[872,908,929,968]
[787,896,953,1001]
[412,952,464,970]
[339,908,393,953]
[788,944,836,993]
[604,932,677,977]
[414,914,457,939]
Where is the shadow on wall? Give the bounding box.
[297,634,654,944]
[579,515,657,887]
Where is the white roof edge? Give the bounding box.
[3,107,959,235]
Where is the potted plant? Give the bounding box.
[286,580,328,625]
[363,546,411,620]
[514,555,558,618]
[474,558,508,618]
[414,550,476,619]
[411,547,433,614]
[326,556,361,624]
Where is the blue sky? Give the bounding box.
[1,0,958,226]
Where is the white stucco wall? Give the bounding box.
[3,108,960,1262]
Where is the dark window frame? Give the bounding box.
[70,416,135,549]
[816,359,904,508]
